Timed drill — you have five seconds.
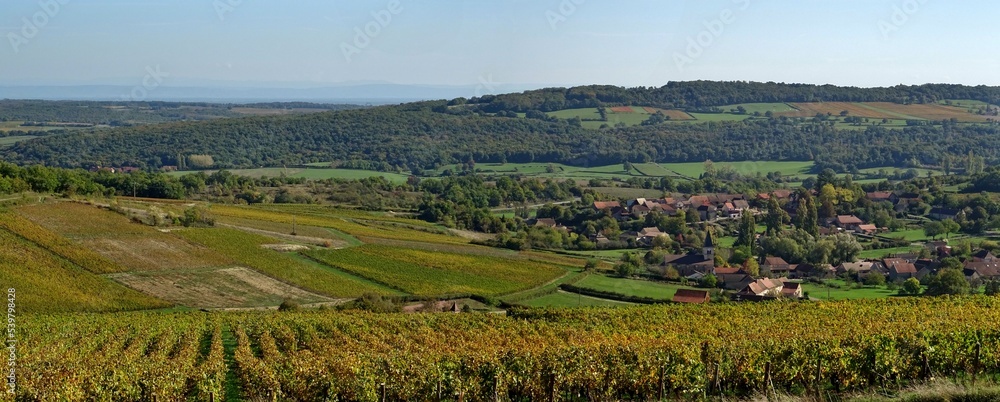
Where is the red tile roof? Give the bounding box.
[891,263,918,274]
[593,201,621,210]
[836,215,863,225]
[672,289,710,304]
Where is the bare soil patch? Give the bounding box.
[107,267,332,308]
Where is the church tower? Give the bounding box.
[702,228,716,261]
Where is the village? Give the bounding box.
[530,186,1000,304]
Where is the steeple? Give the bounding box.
[703,228,716,260]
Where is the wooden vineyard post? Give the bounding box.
[658,365,665,402]
[973,342,982,386]
[922,351,931,382]
[713,363,721,396]
[379,382,387,402]
[814,356,823,402]
[764,361,773,401]
[209,392,214,402]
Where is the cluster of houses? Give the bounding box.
[666,239,1000,304]
[88,165,141,174]
[580,190,992,304]
[593,194,752,222]
[663,233,802,303]
[837,248,1000,283]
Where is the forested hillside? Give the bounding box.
[5,82,1000,173]
[466,81,1000,112]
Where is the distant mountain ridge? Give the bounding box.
[0,82,541,103]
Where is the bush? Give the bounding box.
[900,278,922,296]
[864,273,886,287]
[984,281,1000,296]
[278,299,300,311]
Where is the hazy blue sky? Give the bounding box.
[2,0,997,89]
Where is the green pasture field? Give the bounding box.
[630,163,673,176]
[649,161,815,179]
[857,246,924,259]
[720,103,797,114]
[588,186,665,200]
[879,229,930,242]
[941,99,995,108]
[855,167,942,178]
[799,280,897,301]
[682,113,754,122]
[574,274,699,301]
[0,121,86,132]
[0,135,39,147]
[562,249,633,261]
[521,290,634,308]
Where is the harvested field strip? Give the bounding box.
[79,236,233,272]
[174,227,396,298]
[783,102,892,119]
[609,106,634,113]
[867,102,992,122]
[854,103,923,120]
[106,267,333,309]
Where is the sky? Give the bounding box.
[1,0,998,91]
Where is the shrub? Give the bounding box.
[278,299,300,311]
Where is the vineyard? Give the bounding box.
[7,297,1000,401]
[304,245,566,296]
[18,202,232,272]
[0,219,169,312]
[210,205,468,245]
[0,212,125,274]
